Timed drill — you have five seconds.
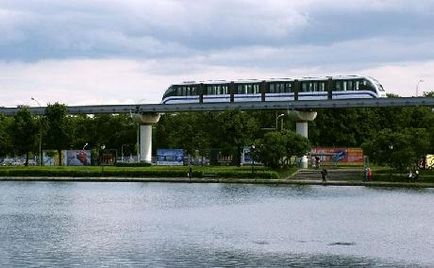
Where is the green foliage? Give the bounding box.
[362,128,431,172]
[11,106,39,165]
[0,166,279,179]
[0,115,13,157]
[44,103,71,165]
[115,162,152,167]
[283,130,311,162]
[255,130,309,168]
[155,110,259,166]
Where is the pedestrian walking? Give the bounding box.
[321,168,328,183]
[367,167,372,181]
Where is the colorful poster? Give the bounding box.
[43,150,60,166]
[426,154,434,169]
[156,149,184,165]
[100,150,117,166]
[311,147,364,164]
[64,150,91,166]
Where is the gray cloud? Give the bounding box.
[1,0,434,68]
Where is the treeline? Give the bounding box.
[1,93,434,170]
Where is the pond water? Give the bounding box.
[0,181,433,267]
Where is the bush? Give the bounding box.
[115,162,152,167]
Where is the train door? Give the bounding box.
[199,83,204,103]
[294,80,299,100]
[230,82,235,102]
[261,81,266,101]
[327,78,333,99]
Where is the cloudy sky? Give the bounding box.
[1,0,434,107]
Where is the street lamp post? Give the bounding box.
[275,113,285,131]
[121,144,128,163]
[100,144,106,175]
[31,97,43,166]
[251,144,255,177]
[416,79,424,97]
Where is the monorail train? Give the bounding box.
[161,75,386,104]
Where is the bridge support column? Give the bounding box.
[289,111,317,169]
[133,113,161,163]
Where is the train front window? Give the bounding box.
[360,80,375,92]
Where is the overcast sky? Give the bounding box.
[1,0,434,106]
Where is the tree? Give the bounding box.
[0,115,13,157]
[10,106,39,165]
[44,103,71,165]
[255,130,310,168]
[214,110,259,166]
[255,131,287,168]
[362,128,431,172]
[282,130,311,165]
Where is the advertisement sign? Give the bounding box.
[426,154,434,169]
[241,147,253,165]
[156,149,184,165]
[43,150,60,166]
[64,150,92,166]
[100,150,117,166]
[311,147,364,164]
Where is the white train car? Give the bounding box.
[161,75,386,104]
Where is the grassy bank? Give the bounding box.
[372,168,434,183]
[0,165,281,179]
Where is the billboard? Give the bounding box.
[426,154,434,169]
[100,150,117,166]
[241,147,253,165]
[311,147,364,164]
[156,149,184,165]
[43,150,60,166]
[64,150,92,166]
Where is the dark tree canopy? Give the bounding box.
[11,107,39,165]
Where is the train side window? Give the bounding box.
[355,81,360,90]
[245,84,252,94]
[253,84,259,94]
[319,82,325,91]
[347,80,353,91]
[191,86,197,96]
[278,84,283,93]
[237,84,244,94]
[285,83,292,93]
[301,82,307,92]
[222,85,228,95]
[269,83,275,93]
[360,80,369,91]
[335,81,342,91]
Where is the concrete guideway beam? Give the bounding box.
[288,110,318,169]
[132,113,161,163]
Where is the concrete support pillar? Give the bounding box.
[289,111,317,169]
[133,113,161,163]
[139,124,153,163]
[296,121,308,138]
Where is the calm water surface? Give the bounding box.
[0,181,433,267]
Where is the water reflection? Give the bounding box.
[0,182,433,267]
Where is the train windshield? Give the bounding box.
[370,78,385,91]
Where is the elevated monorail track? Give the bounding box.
[0,97,433,116]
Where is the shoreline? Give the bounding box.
[1,176,433,188]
